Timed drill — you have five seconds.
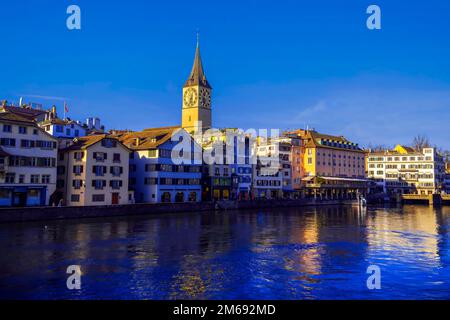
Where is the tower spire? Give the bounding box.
[184,34,211,89]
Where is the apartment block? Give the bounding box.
[0,112,58,206]
[58,134,131,206]
[367,145,445,195]
[116,127,203,203]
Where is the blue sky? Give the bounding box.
[1,0,449,149]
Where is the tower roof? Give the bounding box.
[184,41,211,89]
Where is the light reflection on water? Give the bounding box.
[0,205,449,299]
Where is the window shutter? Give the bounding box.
[92,180,95,187]
[119,181,123,187]
[92,166,96,174]
[110,166,113,174]
[109,180,112,187]
[93,152,97,159]
[103,180,106,187]
[103,166,107,174]
[80,166,84,173]
[120,167,123,174]
[104,153,108,160]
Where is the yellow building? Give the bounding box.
[181,40,212,134]
[58,134,131,206]
[289,129,369,199]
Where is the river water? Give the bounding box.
[0,205,449,300]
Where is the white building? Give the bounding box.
[59,134,131,206]
[253,138,283,199]
[40,118,86,139]
[367,144,445,195]
[116,127,203,203]
[444,163,450,194]
[0,112,58,206]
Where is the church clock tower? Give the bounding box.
[182,40,212,133]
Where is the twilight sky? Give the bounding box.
[0,0,449,149]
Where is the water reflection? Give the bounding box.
[0,205,449,299]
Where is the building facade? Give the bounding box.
[202,139,233,201]
[444,162,450,194]
[117,127,203,203]
[288,129,368,199]
[0,112,58,206]
[367,145,446,195]
[59,135,131,206]
[253,138,283,199]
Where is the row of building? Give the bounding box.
[1,43,449,207]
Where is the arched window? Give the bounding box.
[161,192,171,203]
[188,192,197,202]
[175,192,184,203]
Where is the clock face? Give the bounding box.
[184,88,197,107]
[200,88,211,109]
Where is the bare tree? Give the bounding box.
[412,135,431,151]
[366,143,390,152]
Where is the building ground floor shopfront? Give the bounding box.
[300,176,370,200]
[0,186,47,207]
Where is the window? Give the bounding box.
[110,180,123,189]
[74,130,80,137]
[72,180,82,189]
[92,165,107,176]
[160,164,172,172]
[55,125,63,133]
[74,152,83,161]
[144,178,157,185]
[41,175,50,184]
[92,194,105,202]
[3,124,12,133]
[101,139,117,148]
[36,140,55,149]
[160,178,173,185]
[30,175,40,184]
[148,150,157,157]
[18,126,27,134]
[92,180,106,189]
[113,153,121,163]
[110,166,123,176]
[71,194,80,202]
[0,138,16,147]
[73,165,83,175]
[20,140,34,148]
[145,164,156,172]
[33,129,38,135]
[5,173,15,183]
[93,152,107,161]
[66,128,70,136]
[19,175,25,184]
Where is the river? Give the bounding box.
[0,205,449,299]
